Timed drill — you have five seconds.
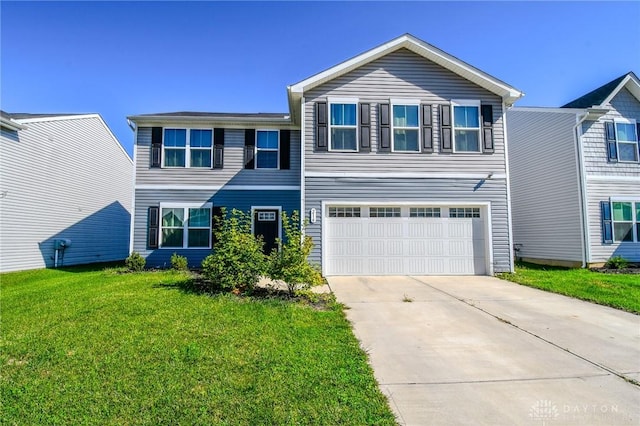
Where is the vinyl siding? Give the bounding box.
[586,180,640,263]
[304,177,512,273]
[304,49,506,174]
[582,88,640,176]
[133,189,300,267]
[135,127,300,186]
[0,116,133,272]
[506,109,584,262]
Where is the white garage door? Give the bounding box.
[324,206,486,276]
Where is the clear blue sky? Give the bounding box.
[2,1,639,157]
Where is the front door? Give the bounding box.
[254,209,279,254]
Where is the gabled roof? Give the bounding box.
[287,33,524,114]
[562,72,640,108]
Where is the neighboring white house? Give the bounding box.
[0,111,133,272]
[507,72,640,267]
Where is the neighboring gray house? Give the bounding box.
[0,112,133,272]
[129,34,523,275]
[508,72,640,267]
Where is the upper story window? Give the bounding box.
[163,128,212,168]
[256,130,279,169]
[452,101,481,152]
[330,102,357,151]
[392,104,420,152]
[614,121,638,162]
[161,205,211,248]
[612,201,640,242]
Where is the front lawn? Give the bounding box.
[0,266,395,425]
[498,263,640,314]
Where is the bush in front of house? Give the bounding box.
[125,252,146,272]
[170,253,189,271]
[268,210,324,296]
[201,208,266,292]
[605,256,630,270]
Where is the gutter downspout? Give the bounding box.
[128,120,138,255]
[573,112,590,268]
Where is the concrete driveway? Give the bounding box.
[329,276,640,425]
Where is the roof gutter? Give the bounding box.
[0,117,26,131]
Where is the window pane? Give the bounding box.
[615,123,637,142]
[164,129,186,147]
[331,128,357,150]
[162,229,184,247]
[331,104,356,126]
[188,208,210,227]
[165,149,185,167]
[614,222,633,242]
[188,229,210,247]
[618,143,638,162]
[190,129,212,148]
[613,202,632,221]
[190,150,211,168]
[393,129,419,151]
[636,203,640,221]
[256,151,278,168]
[257,131,279,149]
[454,106,479,128]
[162,208,184,227]
[454,130,480,152]
[393,105,418,127]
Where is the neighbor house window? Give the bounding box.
[392,104,419,152]
[328,207,361,218]
[370,207,401,218]
[410,207,441,217]
[160,205,211,248]
[330,103,357,151]
[256,130,279,169]
[449,207,480,218]
[612,201,640,242]
[452,102,481,152]
[163,128,213,168]
[614,121,639,162]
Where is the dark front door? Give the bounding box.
[254,209,279,254]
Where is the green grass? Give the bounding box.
[0,266,396,425]
[498,262,640,314]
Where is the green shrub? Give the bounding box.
[605,256,629,270]
[170,253,188,271]
[268,210,324,296]
[125,252,146,272]
[201,208,266,292]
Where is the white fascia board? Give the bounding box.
[129,116,297,129]
[600,73,640,106]
[0,117,27,131]
[13,114,100,124]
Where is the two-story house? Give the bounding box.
[507,72,640,267]
[129,34,524,275]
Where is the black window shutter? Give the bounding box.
[379,103,391,152]
[605,122,617,162]
[601,201,613,244]
[151,127,163,167]
[316,102,328,151]
[440,104,452,153]
[212,206,224,246]
[213,128,225,169]
[244,129,255,169]
[148,206,159,249]
[359,103,371,152]
[421,104,433,153]
[280,130,291,169]
[481,104,494,153]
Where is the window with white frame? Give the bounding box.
[329,103,357,151]
[392,104,420,151]
[160,205,211,248]
[163,128,212,168]
[452,102,481,152]
[410,207,441,217]
[449,207,480,218]
[328,207,361,218]
[256,130,279,169]
[614,121,639,162]
[370,207,401,218]
[612,201,640,242]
